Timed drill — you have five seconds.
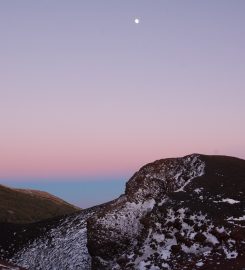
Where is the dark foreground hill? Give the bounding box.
[0,154,245,269]
[0,184,80,223]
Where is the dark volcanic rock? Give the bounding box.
[0,206,107,270]
[0,259,26,269]
[87,154,245,269]
[1,154,245,270]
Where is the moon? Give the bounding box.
[134,18,140,24]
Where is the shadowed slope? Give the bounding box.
[0,184,80,224]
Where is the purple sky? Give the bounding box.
[0,1,245,206]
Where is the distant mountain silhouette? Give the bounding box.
[0,184,80,224]
[0,154,245,269]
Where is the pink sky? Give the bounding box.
[0,1,245,180]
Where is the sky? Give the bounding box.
[0,1,245,207]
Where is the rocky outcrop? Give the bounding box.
[87,154,245,269]
[1,154,245,270]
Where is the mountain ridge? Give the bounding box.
[0,153,245,269]
[0,184,80,224]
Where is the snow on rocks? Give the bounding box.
[127,154,205,199]
[222,198,240,204]
[87,154,245,269]
[196,261,204,267]
[11,210,95,270]
[214,198,240,204]
[0,260,26,270]
[96,199,156,237]
[2,153,244,270]
[227,215,245,221]
[223,247,238,259]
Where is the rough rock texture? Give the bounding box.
[1,154,245,270]
[11,211,92,269]
[0,205,106,270]
[87,154,245,269]
[0,259,26,270]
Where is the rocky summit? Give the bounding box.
[1,154,245,269]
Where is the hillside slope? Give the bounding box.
[0,204,108,269]
[1,154,244,270]
[0,184,80,223]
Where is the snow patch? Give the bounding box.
[227,215,245,221]
[223,247,238,259]
[12,210,94,270]
[196,261,204,267]
[214,198,240,204]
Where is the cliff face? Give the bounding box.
[2,154,245,270]
[87,154,245,270]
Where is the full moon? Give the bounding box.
[134,18,140,24]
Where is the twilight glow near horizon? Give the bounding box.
[1,1,245,180]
